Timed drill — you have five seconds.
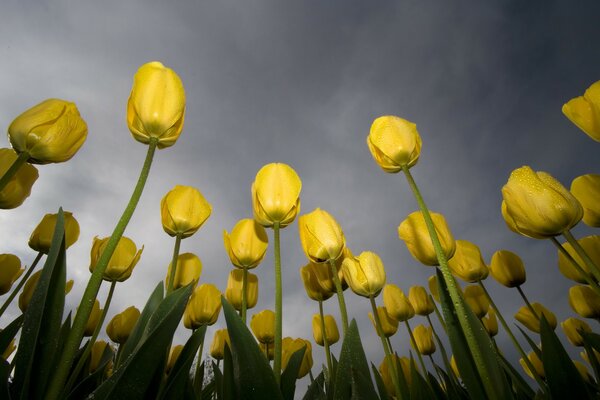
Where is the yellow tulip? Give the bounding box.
[341,251,386,298]
[65,279,74,294]
[225,269,258,311]
[380,354,411,395]
[463,285,489,319]
[561,317,592,347]
[557,235,600,284]
[251,163,302,228]
[89,340,112,374]
[312,314,340,346]
[210,329,230,360]
[562,80,600,142]
[183,283,222,329]
[84,299,103,336]
[8,99,87,164]
[482,309,498,337]
[398,211,455,266]
[408,286,434,316]
[299,262,334,302]
[29,211,80,253]
[251,309,276,344]
[571,174,600,227]
[382,284,415,322]
[298,208,346,263]
[90,236,143,282]
[569,285,600,319]
[0,148,38,209]
[367,115,422,172]
[520,351,544,380]
[447,240,489,283]
[223,219,268,269]
[18,270,42,312]
[166,345,184,374]
[413,324,436,355]
[573,360,593,383]
[161,185,212,238]
[165,252,202,290]
[2,338,16,360]
[281,337,312,378]
[106,306,140,344]
[489,250,526,288]
[501,166,583,239]
[127,61,186,148]
[514,303,557,333]
[428,275,440,303]
[369,306,399,338]
[0,254,24,295]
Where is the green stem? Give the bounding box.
[0,252,43,318]
[426,314,453,382]
[241,268,248,324]
[272,222,282,385]
[166,234,183,294]
[516,286,539,320]
[329,259,349,335]
[551,237,600,294]
[563,230,600,283]
[405,320,428,376]
[194,327,207,396]
[0,150,29,192]
[318,300,333,382]
[46,138,158,400]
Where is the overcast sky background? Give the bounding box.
[1,0,600,393]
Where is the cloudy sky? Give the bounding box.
[1,0,600,392]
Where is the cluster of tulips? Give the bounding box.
[1,60,600,400]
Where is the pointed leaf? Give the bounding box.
[516,326,542,359]
[0,315,23,355]
[302,371,326,400]
[281,346,306,400]
[409,358,434,400]
[66,344,114,400]
[351,367,379,400]
[222,343,236,400]
[496,351,535,399]
[371,363,390,400]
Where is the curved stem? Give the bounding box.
[318,300,333,382]
[551,237,600,294]
[0,252,43,318]
[405,320,428,376]
[563,230,600,282]
[329,259,348,335]
[516,286,539,320]
[0,150,29,192]
[167,234,183,294]
[272,222,282,384]
[241,268,248,324]
[46,139,158,400]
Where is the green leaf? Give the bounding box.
[409,357,434,400]
[194,359,205,399]
[302,371,326,400]
[221,297,282,400]
[222,343,236,400]
[496,350,535,399]
[517,326,542,359]
[211,360,224,400]
[0,360,10,400]
[351,367,379,400]
[12,208,67,400]
[371,363,390,400]
[427,372,446,400]
[280,346,306,400]
[0,315,23,356]
[66,344,114,400]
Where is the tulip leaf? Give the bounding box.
[582,334,600,381]
[351,367,379,400]
[0,314,23,355]
[212,360,225,400]
[371,363,390,400]
[302,370,326,400]
[516,326,542,359]
[66,344,114,400]
[91,284,192,399]
[222,343,236,400]
[221,297,283,400]
[409,358,434,400]
[194,359,205,398]
[280,346,306,400]
[0,359,10,400]
[12,208,67,400]
[496,350,535,399]
[427,372,446,400]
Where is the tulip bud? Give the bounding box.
[463,285,489,319]
[251,310,276,344]
[514,303,557,333]
[252,163,302,228]
[223,219,268,269]
[260,342,274,360]
[558,236,600,284]
[482,309,498,337]
[571,174,600,227]
[106,306,140,344]
[380,354,411,396]
[0,148,38,209]
[341,251,386,298]
[489,250,526,288]
[166,345,184,374]
[413,324,436,355]
[428,275,440,303]
[210,329,230,360]
[8,99,87,164]
[298,208,346,263]
[501,166,583,239]
[281,337,313,378]
[65,279,74,294]
[367,115,422,172]
[408,286,434,316]
[161,185,212,239]
[569,285,600,319]
[29,211,80,254]
[561,317,592,347]
[84,299,103,336]
[562,80,600,142]
[312,314,340,346]
[225,269,258,311]
[0,254,24,295]
[369,306,399,338]
[520,351,544,380]
[19,270,42,312]
[127,61,186,148]
[89,340,112,374]
[165,252,202,290]
[382,284,415,322]
[398,211,456,266]
[90,236,143,282]
[184,284,222,329]
[299,263,334,302]
[447,240,489,283]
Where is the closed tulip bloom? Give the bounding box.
[489,250,526,288]
[161,185,212,238]
[252,163,302,228]
[369,306,399,338]
[281,337,312,378]
[367,115,422,172]
[562,80,600,142]
[127,61,186,148]
[463,285,489,319]
[520,351,544,380]
[383,284,415,321]
[558,236,600,283]
[312,314,340,346]
[571,174,600,227]
[90,236,143,282]
[342,251,386,298]
[165,252,202,290]
[0,254,24,295]
[210,329,230,360]
[501,166,583,239]
[166,345,184,374]
[223,219,268,269]
[106,306,140,344]
[184,284,222,329]
[428,275,440,303]
[515,303,557,333]
[18,270,42,312]
[225,269,258,311]
[8,99,87,164]
[299,263,334,302]
[408,286,434,316]
[29,211,80,253]
[413,324,436,355]
[482,309,498,337]
[561,317,592,347]
[380,355,411,395]
[298,208,346,263]
[89,340,112,374]
[447,240,489,283]
[0,148,38,209]
[251,309,276,344]
[84,299,103,336]
[570,285,600,319]
[65,279,74,294]
[398,211,456,266]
